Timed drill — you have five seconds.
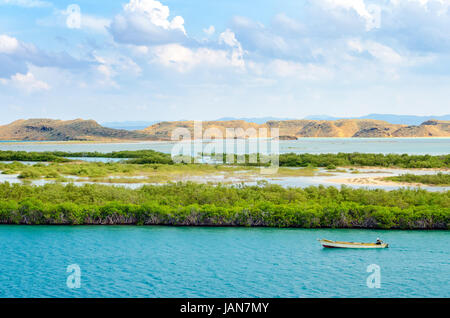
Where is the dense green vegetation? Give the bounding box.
[0,161,322,183]
[0,161,195,180]
[0,150,173,164]
[1,150,448,168]
[253,153,449,168]
[0,151,70,162]
[280,153,450,168]
[0,161,138,179]
[385,173,450,186]
[0,182,447,229]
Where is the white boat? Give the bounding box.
[318,239,389,249]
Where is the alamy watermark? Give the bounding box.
[66,264,81,289]
[366,264,381,289]
[170,121,280,174]
[65,4,82,29]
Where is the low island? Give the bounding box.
[0,150,447,229]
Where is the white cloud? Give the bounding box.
[151,44,245,72]
[231,16,292,58]
[391,0,450,7]
[319,0,380,30]
[0,0,51,8]
[219,29,245,68]
[36,9,111,34]
[203,25,215,36]
[322,0,371,18]
[96,54,142,76]
[219,29,240,48]
[348,39,403,64]
[0,33,94,79]
[124,0,185,33]
[272,13,305,34]
[110,0,187,45]
[6,72,50,93]
[93,53,142,88]
[80,15,111,34]
[0,34,20,54]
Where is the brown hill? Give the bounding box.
[0,119,157,141]
[140,120,262,140]
[141,119,450,140]
[392,120,450,137]
[141,119,450,139]
[0,118,448,141]
[265,119,402,137]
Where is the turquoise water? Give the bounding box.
[0,226,448,298]
[1,138,449,155]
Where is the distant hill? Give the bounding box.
[1,118,449,141]
[215,117,297,124]
[102,121,160,131]
[107,114,450,128]
[304,114,450,125]
[139,120,262,140]
[0,119,158,141]
[140,119,450,139]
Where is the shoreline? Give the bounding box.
[1,136,450,145]
[341,166,450,172]
[0,181,447,230]
[327,176,427,188]
[0,223,447,230]
[330,166,450,188]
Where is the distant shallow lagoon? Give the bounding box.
[0,165,448,191]
[1,138,450,155]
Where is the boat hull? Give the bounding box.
[319,239,388,249]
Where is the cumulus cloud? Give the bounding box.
[0,0,51,8]
[377,0,450,53]
[348,39,403,64]
[0,34,94,79]
[224,0,450,81]
[219,29,245,69]
[150,43,245,72]
[231,16,293,60]
[0,34,20,54]
[109,0,187,45]
[96,54,142,76]
[91,53,142,88]
[319,0,379,30]
[1,72,51,93]
[203,25,215,36]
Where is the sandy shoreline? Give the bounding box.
[341,166,450,172]
[1,136,450,145]
[327,176,429,188]
[0,140,172,145]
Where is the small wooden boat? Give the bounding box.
[318,239,389,249]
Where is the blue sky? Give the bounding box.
[0,0,449,124]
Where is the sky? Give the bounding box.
[0,0,449,124]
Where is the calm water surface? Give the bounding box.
[1,138,449,155]
[0,226,448,298]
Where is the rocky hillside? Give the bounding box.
[0,119,158,141]
[141,119,450,139]
[0,118,448,141]
[140,120,262,140]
